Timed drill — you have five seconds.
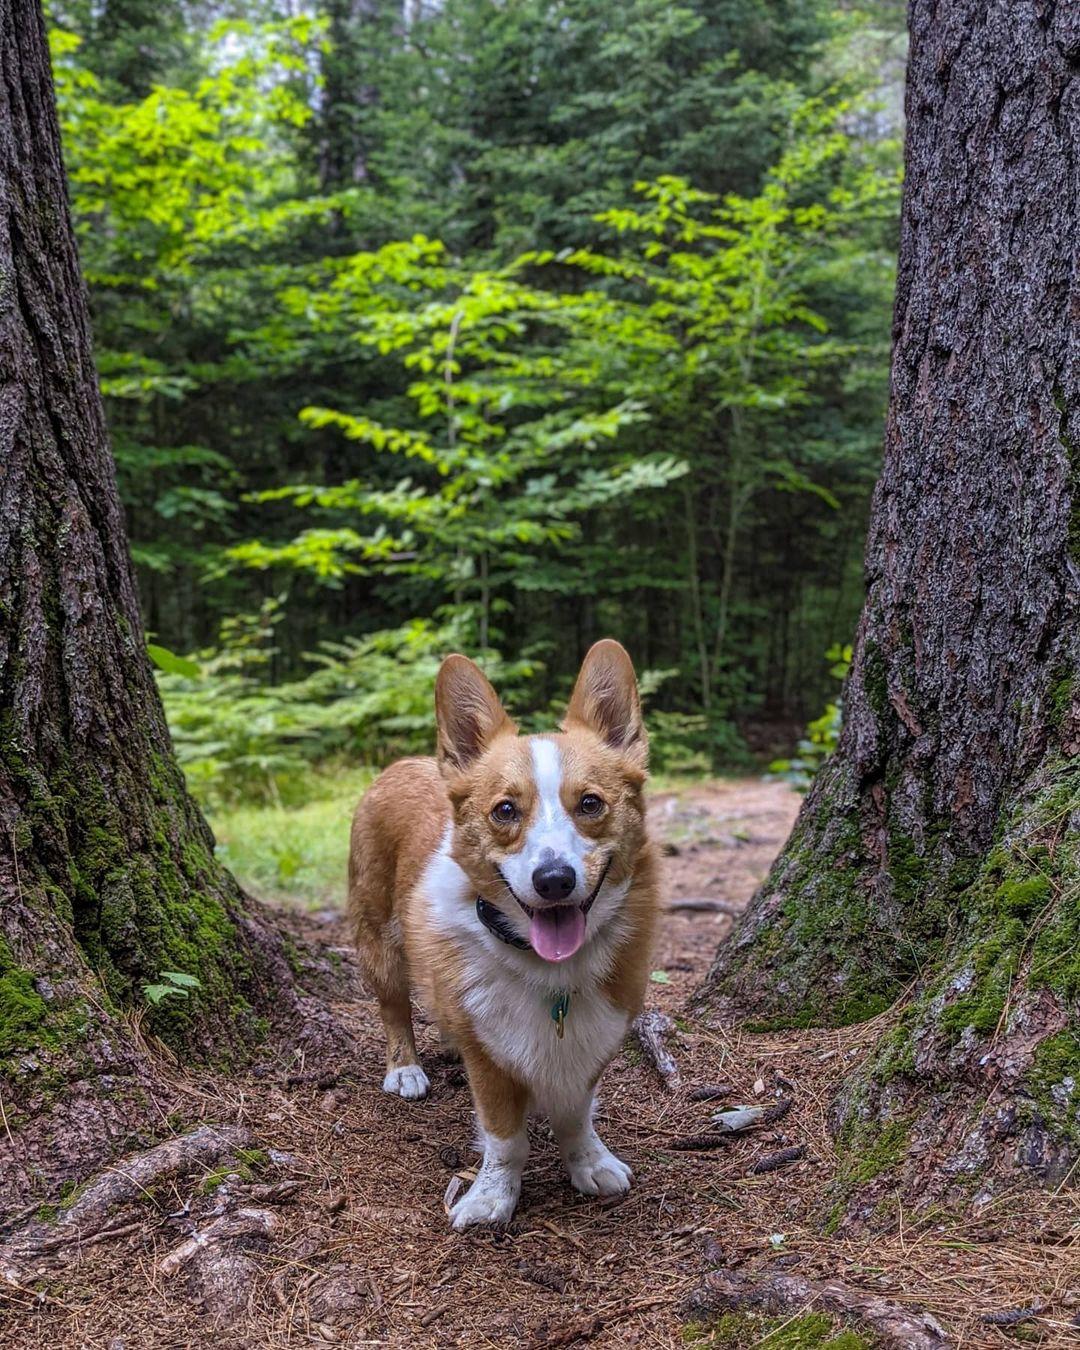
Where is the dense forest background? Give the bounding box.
[48,0,906,805]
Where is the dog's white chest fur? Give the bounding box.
[461,958,629,1115]
[423,830,630,1115]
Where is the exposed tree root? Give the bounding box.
[159,1204,282,1325]
[63,1125,254,1234]
[685,1268,951,1349]
[0,1125,254,1284]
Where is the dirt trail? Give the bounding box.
[4,780,1077,1348]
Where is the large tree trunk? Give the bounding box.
[0,0,341,1217]
[316,0,385,194]
[699,0,1080,1216]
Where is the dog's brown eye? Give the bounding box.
[491,800,518,823]
[579,793,604,816]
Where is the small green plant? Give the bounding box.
[770,643,851,790]
[143,970,203,1006]
[156,605,538,809]
[146,644,201,678]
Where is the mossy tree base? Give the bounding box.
[0,3,351,1218]
[828,755,1080,1224]
[697,0,1080,1221]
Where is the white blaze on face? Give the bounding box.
[499,737,592,903]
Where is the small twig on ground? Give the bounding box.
[539,1218,586,1252]
[667,897,742,915]
[0,1087,15,1152]
[684,1268,951,1349]
[78,1220,145,1249]
[632,1011,682,1091]
[419,1302,453,1328]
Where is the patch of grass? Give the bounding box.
[208,764,376,908]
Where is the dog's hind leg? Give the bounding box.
[346,764,449,1102]
[350,881,429,1099]
[359,918,428,1099]
[375,980,429,1100]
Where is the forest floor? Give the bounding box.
[3,779,1078,1348]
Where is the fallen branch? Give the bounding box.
[685,1269,951,1349]
[667,897,742,916]
[632,1011,681,1091]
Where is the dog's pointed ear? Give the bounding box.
[563,639,647,770]
[435,654,516,775]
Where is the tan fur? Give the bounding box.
[454,1030,530,1138]
[347,757,449,1077]
[347,642,661,1222]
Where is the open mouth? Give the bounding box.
[501,858,612,963]
[517,902,587,962]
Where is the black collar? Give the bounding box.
[475,895,532,951]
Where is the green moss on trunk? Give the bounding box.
[701,758,969,1030]
[0,938,49,1054]
[1,707,274,1063]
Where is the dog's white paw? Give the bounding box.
[449,1175,519,1230]
[567,1142,632,1197]
[382,1065,430,1100]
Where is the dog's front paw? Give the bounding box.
[449,1176,519,1230]
[383,1064,430,1100]
[568,1142,632,1197]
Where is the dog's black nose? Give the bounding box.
[532,860,576,901]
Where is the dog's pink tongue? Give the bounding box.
[530,906,586,962]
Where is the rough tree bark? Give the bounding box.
[699,0,1080,1216]
[0,0,343,1217]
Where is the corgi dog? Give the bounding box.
[348,639,660,1229]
